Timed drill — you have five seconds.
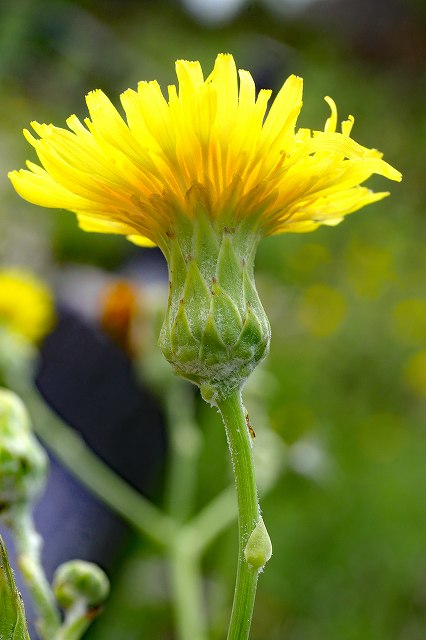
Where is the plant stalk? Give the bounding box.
[217,389,262,640]
[169,534,207,640]
[9,507,61,640]
[21,385,177,548]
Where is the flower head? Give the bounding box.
[9,54,401,252]
[0,269,55,343]
[8,55,401,402]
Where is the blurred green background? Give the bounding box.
[1,0,425,638]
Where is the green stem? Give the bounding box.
[165,382,201,523]
[10,507,61,640]
[163,381,206,639]
[21,385,177,548]
[56,600,95,640]
[182,485,236,556]
[169,535,207,640]
[217,389,261,640]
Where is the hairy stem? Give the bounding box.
[217,389,264,640]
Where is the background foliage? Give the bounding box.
[0,0,425,638]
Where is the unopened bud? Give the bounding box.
[244,517,272,570]
[53,560,110,610]
[0,389,48,514]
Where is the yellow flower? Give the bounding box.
[9,54,401,252]
[0,269,55,343]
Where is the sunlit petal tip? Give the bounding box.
[207,52,237,83]
[342,115,355,136]
[324,96,338,133]
[390,168,403,182]
[321,217,344,227]
[368,190,390,201]
[175,59,195,77]
[324,95,337,108]
[23,128,38,146]
[8,169,34,199]
[85,89,108,114]
[120,87,136,99]
[377,161,403,182]
[29,121,46,137]
[176,59,204,95]
[175,58,198,67]
[215,52,235,63]
[25,160,45,175]
[285,74,304,97]
[86,88,103,99]
[137,80,162,99]
[65,114,87,135]
[127,234,156,247]
[283,74,303,96]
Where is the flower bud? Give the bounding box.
[0,389,48,515]
[244,517,272,570]
[53,560,110,610]
[159,214,270,404]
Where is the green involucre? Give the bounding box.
[159,215,270,403]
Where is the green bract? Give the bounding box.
[159,215,270,404]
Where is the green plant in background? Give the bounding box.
[7,53,401,638]
[0,389,109,640]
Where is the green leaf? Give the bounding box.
[0,535,30,640]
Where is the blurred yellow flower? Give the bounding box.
[297,283,347,337]
[9,54,401,251]
[99,280,139,355]
[356,413,408,463]
[0,269,55,343]
[345,240,395,299]
[403,350,426,397]
[391,298,426,346]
